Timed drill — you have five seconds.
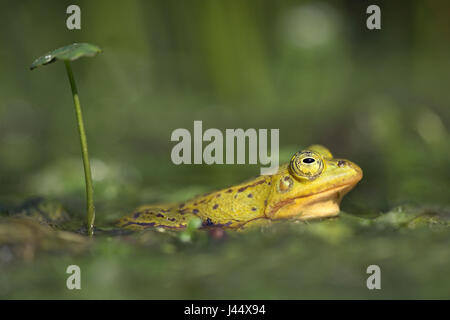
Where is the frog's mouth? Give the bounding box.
[266,182,359,220]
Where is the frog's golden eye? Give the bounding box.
[289,150,324,181]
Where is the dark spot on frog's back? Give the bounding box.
[192,209,199,214]
[248,193,253,198]
[203,218,214,227]
[226,189,233,193]
[251,207,257,211]
[133,211,142,219]
[213,204,219,209]
[156,213,164,218]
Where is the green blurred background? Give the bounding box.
[0,0,449,299]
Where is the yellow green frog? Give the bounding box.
[117,145,363,231]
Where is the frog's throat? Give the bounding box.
[265,183,357,220]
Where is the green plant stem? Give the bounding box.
[64,60,95,236]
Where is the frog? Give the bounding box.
[117,145,363,231]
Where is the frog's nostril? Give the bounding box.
[337,160,346,167]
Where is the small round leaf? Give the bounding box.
[30,43,102,70]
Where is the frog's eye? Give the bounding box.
[289,150,324,181]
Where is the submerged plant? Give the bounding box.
[30,43,102,236]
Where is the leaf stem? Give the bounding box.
[64,60,95,236]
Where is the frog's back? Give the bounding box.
[117,175,273,230]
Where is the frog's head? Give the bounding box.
[264,145,363,220]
